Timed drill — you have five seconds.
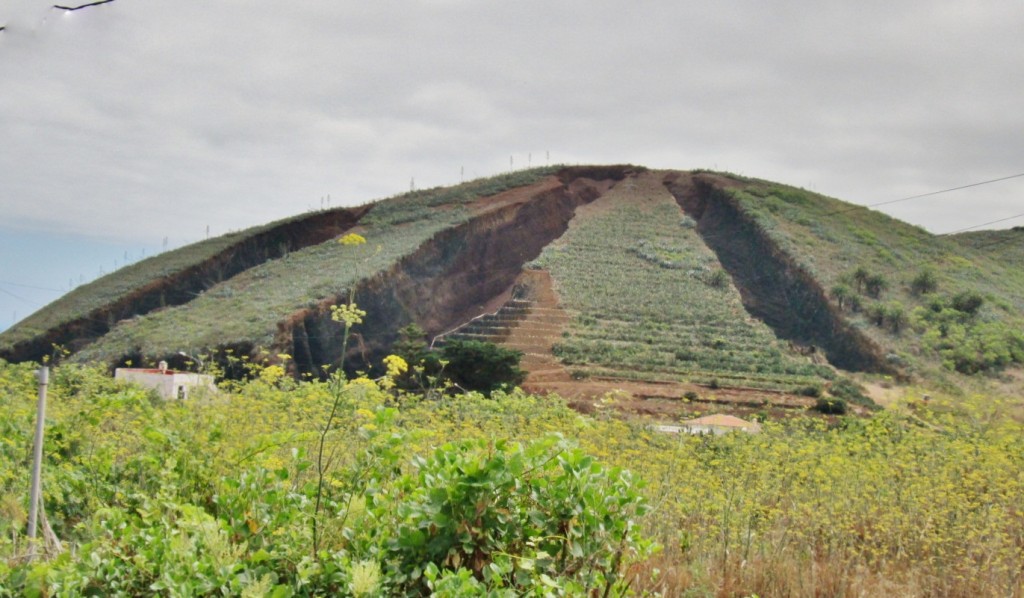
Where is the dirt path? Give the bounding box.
[503,270,573,384]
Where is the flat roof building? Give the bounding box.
[114,361,215,400]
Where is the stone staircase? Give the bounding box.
[431,270,572,384]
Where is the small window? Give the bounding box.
[177,386,186,400]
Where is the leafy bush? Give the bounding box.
[885,301,908,334]
[384,437,652,594]
[864,273,889,299]
[440,340,525,396]
[910,269,939,295]
[813,396,847,415]
[392,330,525,397]
[830,283,854,311]
[798,384,823,398]
[867,302,887,327]
[913,292,1023,374]
[951,290,985,316]
[865,301,907,334]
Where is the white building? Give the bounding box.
[680,414,761,435]
[653,414,761,435]
[114,362,215,400]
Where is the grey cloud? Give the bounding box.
[1,0,1022,246]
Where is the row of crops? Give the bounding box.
[534,174,834,392]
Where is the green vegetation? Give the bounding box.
[389,326,526,397]
[535,178,833,392]
[433,339,525,396]
[723,177,1024,379]
[2,360,1023,596]
[0,215,319,351]
[5,167,1023,397]
[69,168,558,363]
[913,293,1024,374]
[0,361,652,596]
[910,268,939,296]
[360,167,559,227]
[813,395,847,415]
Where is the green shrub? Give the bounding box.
[798,384,823,398]
[830,283,854,311]
[910,269,939,296]
[814,396,847,415]
[705,268,730,289]
[951,290,984,316]
[864,273,889,299]
[386,437,653,594]
[393,333,525,397]
[867,303,887,327]
[885,301,908,334]
[440,340,525,396]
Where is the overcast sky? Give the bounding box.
[2,0,1022,332]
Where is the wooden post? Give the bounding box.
[27,366,49,547]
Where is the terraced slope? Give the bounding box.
[533,171,835,393]
[434,269,572,385]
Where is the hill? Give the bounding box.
[3,166,1023,410]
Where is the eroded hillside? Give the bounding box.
[3,166,1022,404]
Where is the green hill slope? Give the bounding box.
[2,166,1021,398]
[669,173,1024,382]
[535,171,834,392]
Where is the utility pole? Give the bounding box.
[27,366,49,555]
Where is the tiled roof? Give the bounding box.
[682,414,760,430]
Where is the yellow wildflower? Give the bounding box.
[339,233,367,246]
[383,354,408,378]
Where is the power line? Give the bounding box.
[53,0,117,11]
[941,211,1024,236]
[0,280,64,293]
[0,285,34,304]
[830,171,1024,216]
[872,172,1024,208]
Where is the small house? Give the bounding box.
[679,414,761,435]
[114,361,215,400]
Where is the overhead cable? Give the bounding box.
[830,171,1024,216]
[941,211,1024,236]
[0,280,64,292]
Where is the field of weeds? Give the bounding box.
[3,349,1021,594]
